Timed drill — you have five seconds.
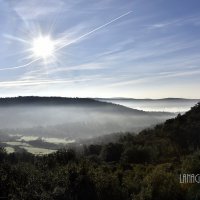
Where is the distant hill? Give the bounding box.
[0,96,105,106]
[97,97,200,101]
[0,96,175,140]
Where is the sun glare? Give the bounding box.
[31,36,55,59]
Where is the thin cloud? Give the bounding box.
[107,69,200,88]
[12,0,65,20]
[0,78,92,88]
[147,14,200,30]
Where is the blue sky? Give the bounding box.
[0,0,200,98]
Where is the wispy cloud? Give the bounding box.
[12,0,65,20]
[107,69,200,88]
[147,14,200,29]
[0,78,92,88]
[0,0,199,98]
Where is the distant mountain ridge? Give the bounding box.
[0,96,175,139]
[96,97,200,101]
[0,96,100,106]
[0,96,173,115]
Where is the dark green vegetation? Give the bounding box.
[0,103,200,199]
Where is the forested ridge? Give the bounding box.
[0,103,200,200]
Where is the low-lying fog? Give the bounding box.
[0,104,174,139]
[98,98,199,112]
[0,98,180,154]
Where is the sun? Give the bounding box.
[31,35,55,59]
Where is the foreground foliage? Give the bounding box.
[0,103,200,200]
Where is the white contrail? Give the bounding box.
[0,58,40,71]
[0,78,93,87]
[0,11,132,71]
[56,11,133,51]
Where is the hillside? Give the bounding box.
[138,102,200,153]
[0,96,174,139]
[0,103,200,199]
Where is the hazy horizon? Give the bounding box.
[0,95,199,100]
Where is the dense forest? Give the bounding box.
[0,103,200,200]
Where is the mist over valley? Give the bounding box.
[98,98,200,112]
[0,96,179,154]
